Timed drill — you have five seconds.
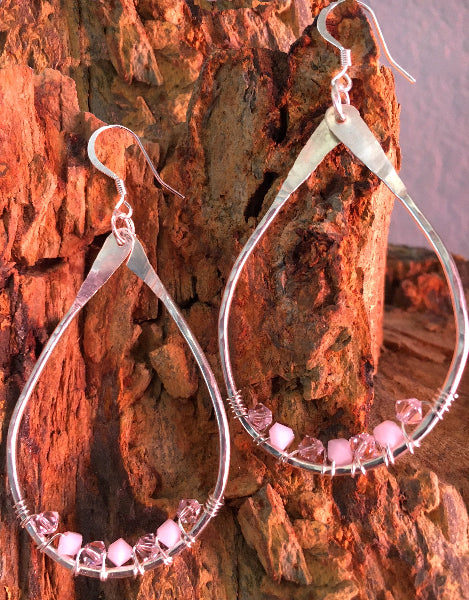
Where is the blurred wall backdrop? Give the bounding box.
[369,0,468,258]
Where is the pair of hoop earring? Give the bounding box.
[7,0,468,581]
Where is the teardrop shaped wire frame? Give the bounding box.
[6,126,230,579]
[218,57,468,475]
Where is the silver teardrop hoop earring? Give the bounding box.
[7,125,230,580]
[218,0,468,476]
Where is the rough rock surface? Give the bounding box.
[0,2,466,600]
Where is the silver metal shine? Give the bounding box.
[88,124,184,246]
[317,0,416,84]
[317,0,415,121]
[6,126,230,579]
[218,106,468,473]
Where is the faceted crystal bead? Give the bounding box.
[350,433,380,461]
[157,519,181,549]
[247,403,272,432]
[177,499,202,526]
[395,398,423,425]
[57,531,83,557]
[327,438,353,466]
[135,533,160,562]
[108,538,133,567]
[81,541,106,568]
[297,436,325,462]
[373,420,405,449]
[31,511,59,535]
[269,422,295,451]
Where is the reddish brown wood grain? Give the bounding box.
[0,2,466,599]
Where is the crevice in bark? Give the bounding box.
[272,104,289,144]
[244,171,277,222]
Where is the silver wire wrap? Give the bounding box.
[6,125,231,579]
[131,548,145,577]
[203,494,224,518]
[38,532,63,552]
[177,509,199,548]
[14,499,33,526]
[177,522,197,549]
[227,390,249,420]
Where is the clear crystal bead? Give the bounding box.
[134,533,160,562]
[177,499,202,526]
[81,541,106,568]
[350,433,380,461]
[247,403,272,432]
[395,398,423,425]
[31,511,59,535]
[297,436,325,462]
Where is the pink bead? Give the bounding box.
[269,422,295,451]
[297,436,325,462]
[350,433,380,461]
[135,533,160,562]
[373,420,405,449]
[177,499,202,526]
[247,403,273,432]
[57,531,82,557]
[327,438,353,466]
[108,538,133,567]
[396,398,423,425]
[31,511,59,535]
[157,519,181,549]
[81,541,106,568]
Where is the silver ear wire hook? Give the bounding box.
[355,2,416,84]
[87,125,185,245]
[317,0,415,121]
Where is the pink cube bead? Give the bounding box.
[327,438,353,466]
[373,420,405,449]
[157,519,181,549]
[107,538,133,567]
[269,422,295,451]
[57,531,83,557]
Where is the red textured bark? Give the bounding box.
[0,2,467,599]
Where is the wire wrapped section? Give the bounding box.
[227,390,248,420]
[14,499,33,527]
[203,494,224,518]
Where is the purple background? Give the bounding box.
[369,0,469,258]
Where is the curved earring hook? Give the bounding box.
[317,0,416,84]
[88,124,185,246]
[88,124,185,200]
